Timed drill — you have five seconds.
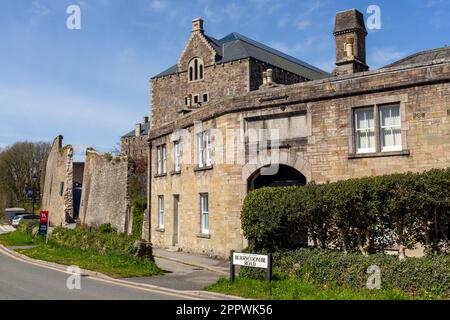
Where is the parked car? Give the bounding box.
[11,214,39,228]
[4,208,26,225]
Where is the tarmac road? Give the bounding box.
[0,250,192,300]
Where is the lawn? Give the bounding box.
[18,245,162,278]
[0,230,41,246]
[0,231,162,278]
[206,277,419,300]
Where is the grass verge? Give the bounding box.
[0,231,162,278]
[206,277,421,300]
[0,230,41,246]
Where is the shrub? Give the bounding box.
[241,168,450,254]
[240,248,450,298]
[17,219,39,236]
[97,223,117,234]
[131,196,146,239]
[49,226,137,255]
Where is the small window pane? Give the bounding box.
[380,105,402,152]
[355,108,375,153]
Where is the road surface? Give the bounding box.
[0,250,192,300]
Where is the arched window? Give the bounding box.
[188,58,204,82]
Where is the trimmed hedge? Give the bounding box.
[242,168,450,255]
[240,248,450,298]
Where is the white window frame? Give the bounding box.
[355,107,376,154]
[200,194,209,235]
[158,195,164,229]
[196,130,212,168]
[380,104,402,152]
[173,141,181,172]
[156,145,167,175]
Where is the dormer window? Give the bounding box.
[188,58,204,82]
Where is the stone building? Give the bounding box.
[121,116,150,160]
[121,116,151,197]
[143,9,450,257]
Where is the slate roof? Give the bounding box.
[121,121,150,138]
[153,32,330,80]
[383,46,450,68]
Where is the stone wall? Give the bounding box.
[41,136,74,226]
[249,58,307,91]
[146,59,450,258]
[79,149,132,234]
[151,59,250,130]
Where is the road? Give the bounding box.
[0,250,192,300]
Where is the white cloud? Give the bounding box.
[30,1,50,25]
[149,0,167,11]
[269,34,331,56]
[296,20,311,30]
[368,48,408,69]
[204,6,222,24]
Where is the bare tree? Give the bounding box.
[0,142,51,210]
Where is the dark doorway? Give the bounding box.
[72,185,82,220]
[248,164,307,191]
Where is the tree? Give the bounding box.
[0,142,51,211]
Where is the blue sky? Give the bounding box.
[0,0,448,161]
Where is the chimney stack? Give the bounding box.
[192,18,204,34]
[333,9,369,76]
[143,116,149,124]
[135,123,141,137]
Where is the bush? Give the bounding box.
[241,168,450,254]
[17,219,39,236]
[131,196,146,239]
[97,223,117,234]
[49,225,137,255]
[240,248,450,298]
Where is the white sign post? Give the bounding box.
[230,250,273,283]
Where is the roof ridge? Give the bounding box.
[384,46,450,68]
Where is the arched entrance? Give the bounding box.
[247,164,307,191]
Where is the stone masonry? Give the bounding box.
[79,149,133,234]
[144,10,450,258]
[41,136,74,226]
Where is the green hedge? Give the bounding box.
[49,224,137,255]
[240,248,450,298]
[242,168,450,254]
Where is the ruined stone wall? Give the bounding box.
[80,150,132,234]
[41,136,74,226]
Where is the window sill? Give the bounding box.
[197,233,211,239]
[194,165,213,172]
[171,170,181,176]
[155,228,165,233]
[154,173,167,178]
[348,149,410,159]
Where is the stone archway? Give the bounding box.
[241,150,312,193]
[247,164,307,191]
